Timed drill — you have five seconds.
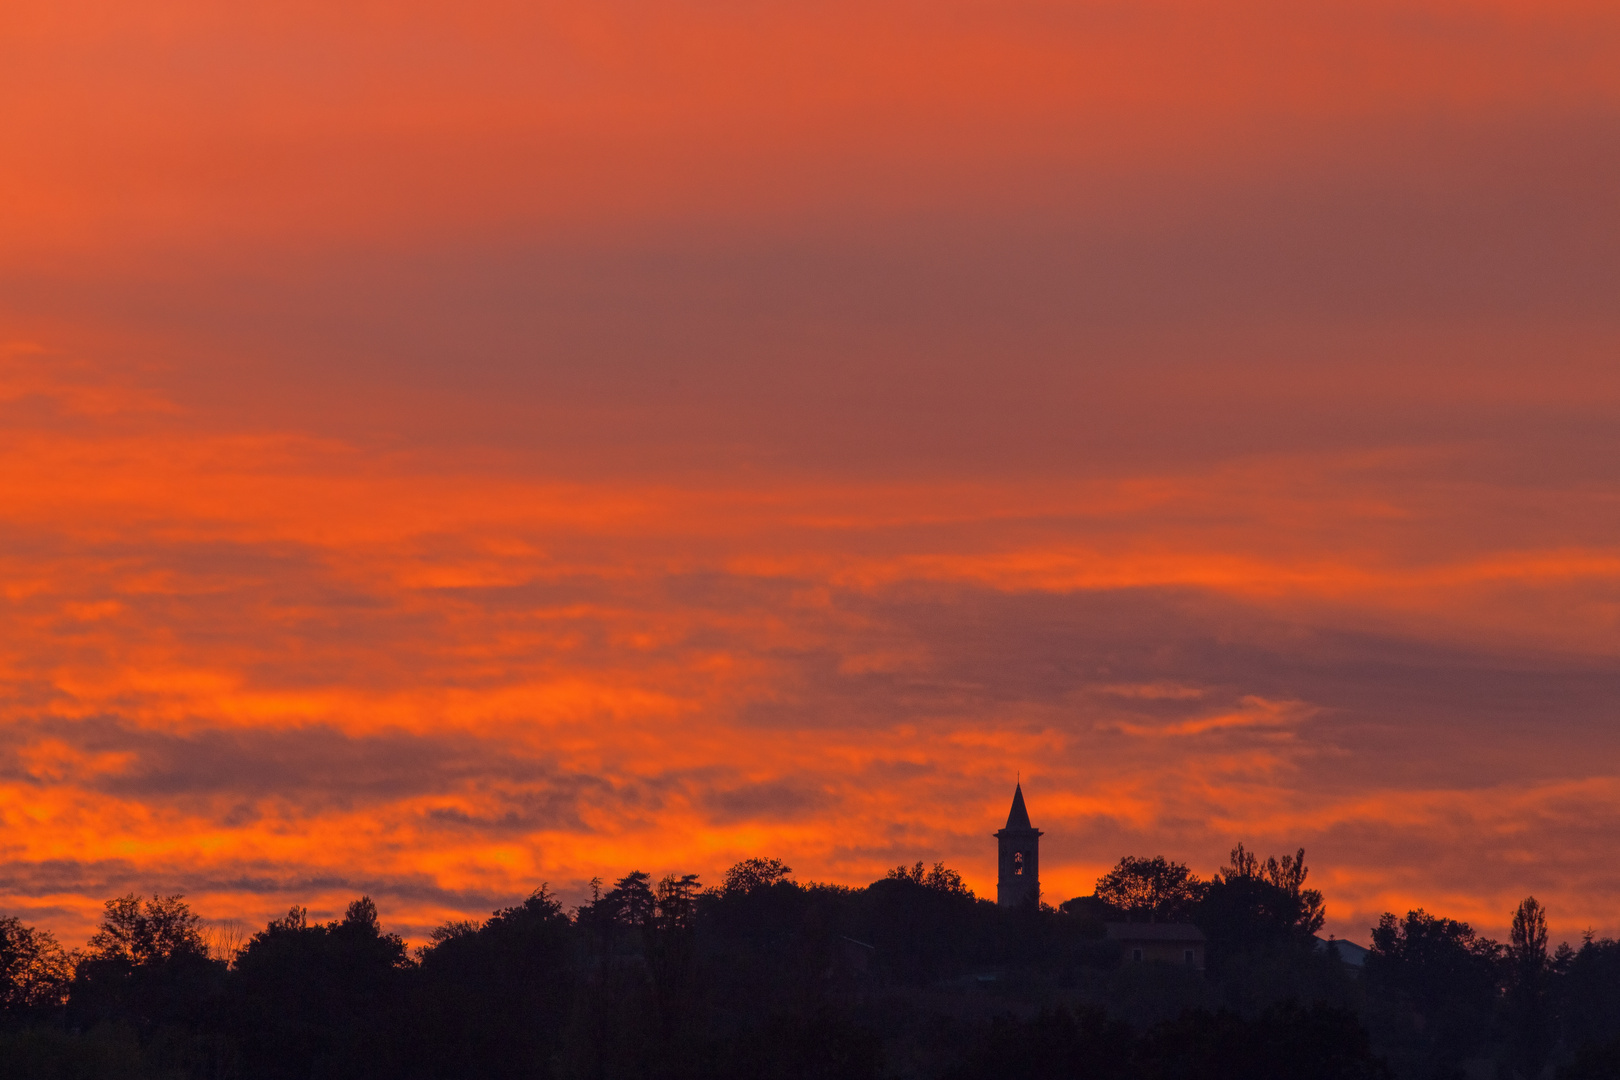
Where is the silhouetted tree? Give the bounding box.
[1365,909,1500,1077]
[1504,896,1554,1079]
[0,915,72,1015]
[1559,933,1620,1064]
[65,894,228,1077]
[1509,896,1549,972]
[230,897,410,1080]
[886,861,973,896]
[857,862,995,982]
[578,869,659,965]
[563,871,680,1079]
[721,858,794,896]
[1195,844,1325,971]
[648,873,703,1035]
[70,895,216,1017]
[23,852,1620,1080]
[1095,856,1206,923]
[411,886,576,1080]
[82,894,209,968]
[1056,894,1114,922]
[608,870,658,930]
[699,861,855,1020]
[1224,845,1324,933]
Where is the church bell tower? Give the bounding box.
[995,781,1042,907]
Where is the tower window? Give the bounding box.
[1132,948,1143,963]
[1184,950,1195,965]
[1013,852,1024,875]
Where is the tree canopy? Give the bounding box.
[1,851,1616,1080]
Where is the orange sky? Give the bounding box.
[3,0,1620,947]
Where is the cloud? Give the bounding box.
[3,0,1619,950]
[6,528,1620,945]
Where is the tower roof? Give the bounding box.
[1005,782,1032,830]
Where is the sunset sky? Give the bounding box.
[3,0,1620,947]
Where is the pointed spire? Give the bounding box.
[1005,781,1032,830]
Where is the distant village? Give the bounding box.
[990,781,1368,973]
[0,781,1609,1080]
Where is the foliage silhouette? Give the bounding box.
[410,886,574,1080]
[0,917,72,1014]
[229,897,409,1080]
[1557,934,1620,1076]
[1364,909,1501,1079]
[720,858,794,896]
[1504,896,1554,1080]
[67,893,227,1066]
[83,896,208,968]
[3,850,1619,1080]
[1095,856,1205,923]
[1195,844,1325,973]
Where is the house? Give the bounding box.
[1106,922,1206,971]
[1314,935,1369,968]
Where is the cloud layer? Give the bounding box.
[2,0,1618,947]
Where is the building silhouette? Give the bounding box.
[1107,922,1206,971]
[995,781,1042,907]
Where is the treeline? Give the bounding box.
[1,848,1618,1079]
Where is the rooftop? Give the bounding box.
[1002,782,1033,831]
[1106,922,1206,942]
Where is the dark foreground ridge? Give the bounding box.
[2,848,1618,1080]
